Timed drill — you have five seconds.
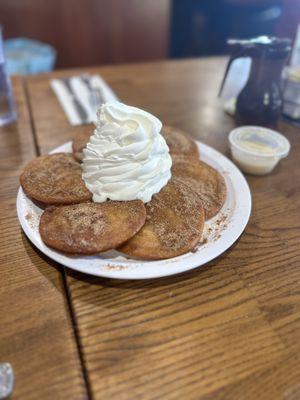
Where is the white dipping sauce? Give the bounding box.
[229,126,290,175]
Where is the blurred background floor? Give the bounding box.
[0,0,299,69]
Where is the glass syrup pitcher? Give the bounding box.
[219,36,291,126]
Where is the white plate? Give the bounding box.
[17,141,251,280]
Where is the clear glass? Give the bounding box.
[0,27,17,126]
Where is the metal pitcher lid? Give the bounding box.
[227,36,291,58]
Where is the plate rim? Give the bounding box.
[17,140,251,280]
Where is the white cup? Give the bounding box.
[228,126,290,175]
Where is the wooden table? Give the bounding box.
[1,58,300,400]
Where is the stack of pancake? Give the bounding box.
[20,126,226,259]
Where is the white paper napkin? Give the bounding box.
[50,74,118,125]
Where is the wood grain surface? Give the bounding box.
[20,58,300,399]
[0,77,88,399]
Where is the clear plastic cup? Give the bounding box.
[229,126,290,175]
[0,27,17,126]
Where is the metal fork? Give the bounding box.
[81,74,105,113]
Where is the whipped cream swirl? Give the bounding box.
[82,102,172,203]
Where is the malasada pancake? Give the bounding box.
[20,153,92,205]
[72,128,93,161]
[172,159,226,220]
[39,201,146,254]
[162,125,199,158]
[119,178,205,260]
[171,153,200,165]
